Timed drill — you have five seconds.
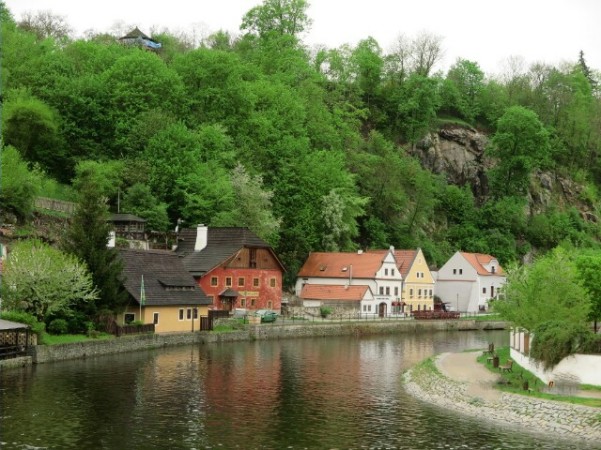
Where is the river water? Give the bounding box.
[0,330,595,449]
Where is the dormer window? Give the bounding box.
[319,265,326,271]
[341,267,348,272]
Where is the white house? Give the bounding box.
[434,251,506,313]
[295,247,403,317]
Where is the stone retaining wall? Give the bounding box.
[403,355,601,443]
[28,320,505,364]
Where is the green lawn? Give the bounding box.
[40,333,114,345]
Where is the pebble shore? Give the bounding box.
[403,353,601,443]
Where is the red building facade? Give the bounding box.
[176,226,285,312]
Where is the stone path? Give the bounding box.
[403,350,601,445]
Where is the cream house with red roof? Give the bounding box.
[295,248,402,317]
[434,251,506,313]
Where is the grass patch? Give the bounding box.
[412,356,442,378]
[40,333,114,345]
[478,346,601,407]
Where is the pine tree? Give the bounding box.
[61,181,128,316]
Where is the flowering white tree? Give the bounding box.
[1,240,98,321]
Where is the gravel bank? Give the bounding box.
[403,351,601,444]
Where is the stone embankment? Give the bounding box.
[403,352,601,444]
[15,319,505,365]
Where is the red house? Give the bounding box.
[175,225,285,312]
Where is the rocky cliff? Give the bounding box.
[412,125,597,222]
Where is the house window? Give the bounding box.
[410,289,414,298]
[491,266,496,273]
[491,286,495,297]
[268,301,272,309]
[238,277,245,287]
[379,287,384,295]
[459,269,463,275]
[124,313,135,324]
[391,269,395,276]
[418,289,422,298]
[368,305,371,312]
[179,309,184,321]
[394,287,398,296]
[153,313,159,325]
[211,277,218,286]
[249,248,257,268]
[418,305,421,311]
[482,287,487,294]
[251,298,256,307]
[225,277,232,287]
[385,287,390,295]
[241,298,246,307]
[187,308,192,320]
[270,278,276,288]
[429,289,433,297]
[453,269,456,275]
[194,308,198,319]
[253,278,260,287]
[385,268,388,276]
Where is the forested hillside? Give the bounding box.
[2,0,601,285]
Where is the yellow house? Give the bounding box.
[119,249,212,333]
[393,248,435,312]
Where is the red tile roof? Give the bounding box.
[368,249,418,277]
[461,252,504,276]
[300,284,370,301]
[297,252,385,279]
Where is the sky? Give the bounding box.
[4,0,601,76]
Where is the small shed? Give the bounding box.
[0,319,31,359]
[118,27,162,50]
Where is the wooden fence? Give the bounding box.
[104,320,155,337]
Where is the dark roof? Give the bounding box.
[109,213,146,223]
[119,249,211,306]
[175,227,283,275]
[219,288,240,298]
[119,27,152,40]
[0,319,29,331]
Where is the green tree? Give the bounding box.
[61,181,128,315]
[575,251,601,332]
[445,59,485,123]
[1,239,97,322]
[121,183,170,232]
[487,106,550,197]
[213,164,281,245]
[494,247,593,369]
[240,0,311,40]
[0,146,41,221]
[3,91,67,178]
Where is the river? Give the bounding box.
[0,330,594,449]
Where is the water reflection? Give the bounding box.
[1,330,598,449]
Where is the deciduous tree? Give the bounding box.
[1,239,98,322]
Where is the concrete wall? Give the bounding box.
[28,320,507,364]
[510,329,601,385]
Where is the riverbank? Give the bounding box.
[3,319,505,366]
[403,351,601,445]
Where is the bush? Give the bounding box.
[0,310,45,336]
[530,320,594,370]
[47,318,69,335]
[320,306,332,317]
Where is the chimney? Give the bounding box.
[194,224,208,252]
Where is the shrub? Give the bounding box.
[320,306,332,317]
[48,318,69,335]
[530,320,593,370]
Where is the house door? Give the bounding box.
[378,302,387,318]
